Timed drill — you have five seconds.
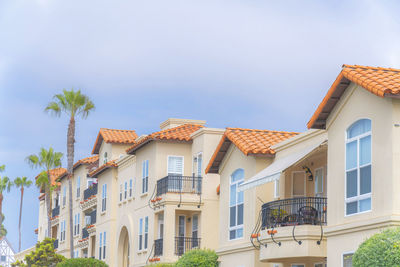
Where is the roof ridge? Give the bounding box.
[226,127,299,134]
[101,128,137,132]
[343,64,400,73]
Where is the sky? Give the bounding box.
[1,0,400,252]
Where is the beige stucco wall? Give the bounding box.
[217,144,273,267]
[325,83,400,266]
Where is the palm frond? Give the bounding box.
[44,101,61,117]
[0,165,4,172]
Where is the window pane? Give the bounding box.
[346,170,357,198]
[230,206,236,227]
[360,198,371,212]
[229,230,236,240]
[237,204,243,225]
[231,169,244,183]
[346,141,357,170]
[360,165,371,194]
[237,184,244,204]
[343,253,353,267]
[236,227,243,238]
[347,119,371,139]
[360,135,371,165]
[230,184,236,206]
[346,201,357,215]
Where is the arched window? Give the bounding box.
[345,119,371,215]
[104,152,108,164]
[229,168,244,240]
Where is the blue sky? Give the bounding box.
[1,0,400,252]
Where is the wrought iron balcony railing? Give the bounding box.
[84,183,98,201]
[261,197,327,229]
[154,238,163,256]
[53,239,59,249]
[51,205,60,218]
[174,237,201,256]
[156,175,202,196]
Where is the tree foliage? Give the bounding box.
[56,258,108,267]
[175,249,218,267]
[353,228,400,266]
[11,238,65,267]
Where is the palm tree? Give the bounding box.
[0,166,12,217]
[45,89,95,258]
[26,147,63,238]
[14,176,32,252]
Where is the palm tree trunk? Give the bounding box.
[67,116,75,258]
[18,187,24,252]
[0,193,3,217]
[45,186,52,238]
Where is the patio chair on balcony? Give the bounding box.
[299,206,318,225]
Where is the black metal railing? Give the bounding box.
[53,239,59,249]
[82,227,89,239]
[84,183,98,201]
[157,175,202,196]
[51,205,60,218]
[261,197,327,229]
[174,237,201,256]
[154,238,163,256]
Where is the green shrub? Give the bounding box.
[353,228,400,266]
[146,264,174,267]
[175,249,218,267]
[57,258,108,267]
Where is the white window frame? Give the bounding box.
[342,251,355,267]
[167,155,184,175]
[142,160,149,194]
[102,184,107,212]
[274,179,280,198]
[345,119,372,216]
[314,167,324,197]
[229,169,244,241]
[76,176,81,199]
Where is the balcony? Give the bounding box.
[174,237,201,256]
[78,227,90,249]
[80,184,98,210]
[53,239,58,250]
[258,197,327,263]
[261,197,327,229]
[157,175,202,196]
[51,205,60,218]
[85,209,97,235]
[154,238,163,256]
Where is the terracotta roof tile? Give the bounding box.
[88,160,118,178]
[57,155,100,181]
[206,128,298,174]
[308,64,400,129]
[126,124,203,154]
[36,167,66,194]
[92,128,138,154]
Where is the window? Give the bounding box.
[192,215,199,247]
[315,167,324,197]
[291,265,305,267]
[129,179,133,197]
[74,213,80,236]
[138,218,143,250]
[142,160,149,194]
[60,220,66,241]
[99,232,102,259]
[124,181,128,200]
[343,253,354,267]
[62,186,66,207]
[314,263,327,267]
[193,152,202,177]
[103,231,106,259]
[0,256,5,262]
[102,184,107,212]
[87,177,96,188]
[346,119,372,215]
[76,176,81,198]
[168,156,183,175]
[144,216,148,249]
[274,180,280,198]
[103,152,108,164]
[229,169,244,240]
[74,249,79,258]
[119,184,123,202]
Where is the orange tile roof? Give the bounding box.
[206,128,298,174]
[126,124,204,154]
[88,160,118,178]
[308,64,400,129]
[92,128,138,154]
[36,167,66,194]
[57,155,100,181]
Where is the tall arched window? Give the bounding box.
[229,168,244,240]
[345,119,372,215]
[104,152,108,164]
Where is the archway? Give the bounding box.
[118,226,130,267]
